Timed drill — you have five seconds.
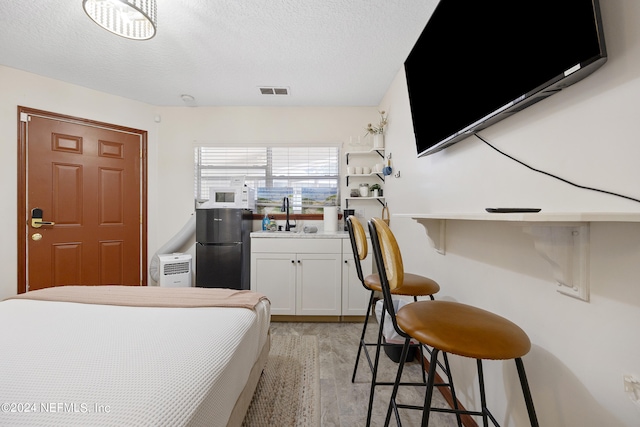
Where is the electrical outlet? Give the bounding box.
[355,208,365,219]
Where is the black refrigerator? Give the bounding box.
[195,208,253,289]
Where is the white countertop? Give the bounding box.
[250,230,349,239]
[395,212,640,222]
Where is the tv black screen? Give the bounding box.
[405,0,607,157]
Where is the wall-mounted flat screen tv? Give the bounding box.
[405,0,607,157]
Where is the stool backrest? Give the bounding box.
[368,217,409,338]
[346,215,368,286]
[369,217,404,291]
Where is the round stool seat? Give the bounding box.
[364,273,440,297]
[396,300,531,360]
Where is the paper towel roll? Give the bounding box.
[323,206,338,232]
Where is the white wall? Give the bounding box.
[152,106,381,252]
[0,65,159,300]
[0,66,384,297]
[1,63,390,292]
[379,0,640,425]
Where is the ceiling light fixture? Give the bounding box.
[83,0,157,41]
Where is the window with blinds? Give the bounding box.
[194,145,340,214]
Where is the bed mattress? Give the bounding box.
[0,286,270,427]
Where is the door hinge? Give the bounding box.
[20,112,30,122]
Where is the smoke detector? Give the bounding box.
[180,94,197,107]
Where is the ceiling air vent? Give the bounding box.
[259,87,289,95]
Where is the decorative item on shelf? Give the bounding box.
[383,157,393,176]
[370,184,382,198]
[350,188,360,197]
[359,183,370,197]
[373,134,384,150]
[365,110,388,150]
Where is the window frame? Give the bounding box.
[194,142,341,215]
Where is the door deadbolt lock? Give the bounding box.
[32,233,43,241]
[31,208,55,228]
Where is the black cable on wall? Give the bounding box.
[474,133,640,205]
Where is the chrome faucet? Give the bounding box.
[281,197,291,231]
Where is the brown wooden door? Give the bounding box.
[18,107,147,292]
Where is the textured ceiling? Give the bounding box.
[0,0,438,107]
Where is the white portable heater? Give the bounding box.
[158,253,192,287]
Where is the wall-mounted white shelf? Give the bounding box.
[345,196,385,209]
[345,173,384,186]
[396,212,640,302]
[344,148,386,207]
[345,148,385,164]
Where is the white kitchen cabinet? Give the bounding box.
[341,238,373,316]
[296,252,342,315]
[251,252,297,315]
[251,238,342,316]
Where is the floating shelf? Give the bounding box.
[396,212,640,302]
[345,173,384,186]
[345,148,384,164]
[345,196,385,209]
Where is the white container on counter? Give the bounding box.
[323,206,338,232]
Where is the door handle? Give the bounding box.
[31,208,55,228]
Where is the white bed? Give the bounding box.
[0,286,270,427]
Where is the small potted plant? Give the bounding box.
[369,183,382,198]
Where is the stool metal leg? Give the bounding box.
[441,352,463,427]
[515,358,539,427]
[476,359,490,427]
[352,290,375,382]
[417,344,427,384]
[419,347,441,427]
[413,295,428,384]
[366,303,387,427]
[384,337,412,427]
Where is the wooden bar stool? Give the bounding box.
[368,217,539,427]
[346,215,442,427]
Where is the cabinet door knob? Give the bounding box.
[291,259,295,263]
[297,259,301,263]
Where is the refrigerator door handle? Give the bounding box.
[197,242,242,246]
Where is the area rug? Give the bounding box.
[242,335,320,427]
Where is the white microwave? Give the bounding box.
[208,186,256,210]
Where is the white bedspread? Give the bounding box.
[0,297,270,427]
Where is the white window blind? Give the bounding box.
[194,145,340,214]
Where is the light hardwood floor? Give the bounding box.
[270,321,460,427]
